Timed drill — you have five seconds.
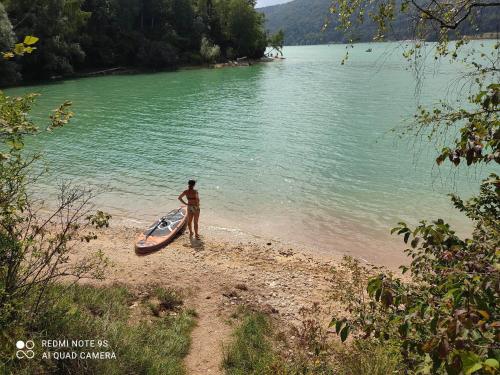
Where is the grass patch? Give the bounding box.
[2,283,196,375]
[148,287,184,316]
[331,339,403,375]
[223,311,279,375]
[223,307,403,375]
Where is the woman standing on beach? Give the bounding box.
[178,180,201,239]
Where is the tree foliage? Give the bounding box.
[0,91,110,352]
[4,0,89,80]
[331,176,500,374]
[0,3,18,86]
[327,0,500,374]
[0,0,268,84]
[267,29,284,56]
[200,36,221,63]
[332,0,500,42]
[329,0,499,166]
[217,0,267,58]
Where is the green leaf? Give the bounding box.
[411,237,420,248]
[14,43,25,55]
[404,231,411,243]
[484,359,499,370]
[397,227,409,235]
[460,351,483,374]
[335,319,344,333]
[6,139,24,150]
[23,35,39,45]
[67,306,78,316]
[444,288,458,300]
[367,277,382,296]
[340,325,350,342]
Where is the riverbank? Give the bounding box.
[0,58,275,89]
[76,57,275,77]
[77,225,333,374]
[74,222,403,374]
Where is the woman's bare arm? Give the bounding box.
[178,191,188,205]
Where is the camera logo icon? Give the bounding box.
[16,340,35,359]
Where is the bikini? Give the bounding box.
[186,190,200,213]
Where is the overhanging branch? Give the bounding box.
[411,1,500,30]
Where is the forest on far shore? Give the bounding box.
[0,0,268,86]
[259,0,499,45]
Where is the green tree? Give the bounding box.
[227,0,266,57]
[0,3,18,86]
[331,176,499,374]
[268,29,284,56]
[0,90,110,355]
[200,35,221,63]
[4,0,90,79]
[0,4,14,50]
[0,0,267,83]
[214,0,267,58]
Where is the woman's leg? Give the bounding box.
[194,209,200,237]
[187,210,194,235]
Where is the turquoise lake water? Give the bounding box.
[7,42,498,263]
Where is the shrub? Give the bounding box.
[0,92,110,346]
[283,303,335,374]
[200,37,221,64]
[223,306,402,375]
[330,175,500,374]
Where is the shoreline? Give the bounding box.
[3,38,497,90]
[77,220,406,372]
[0,58,275,90]
[110,210,409,268]
[79,223,342,373]
[82,223,342,319]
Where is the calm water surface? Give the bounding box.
[8,42,497,263]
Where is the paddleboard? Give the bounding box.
[135,206,188,253]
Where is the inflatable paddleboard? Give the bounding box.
[135,206,187,253]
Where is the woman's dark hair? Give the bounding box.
[188,180,196,188]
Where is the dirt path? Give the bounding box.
[184,292,231,374]
[81,225,342,374]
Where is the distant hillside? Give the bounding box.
[256,0,292,8]
[260,0,341,45]
[259,0,500,45]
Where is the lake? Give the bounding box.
[7,42,497,264]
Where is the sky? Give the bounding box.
[256,0,292,8]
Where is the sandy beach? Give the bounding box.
[76,222,406,374]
